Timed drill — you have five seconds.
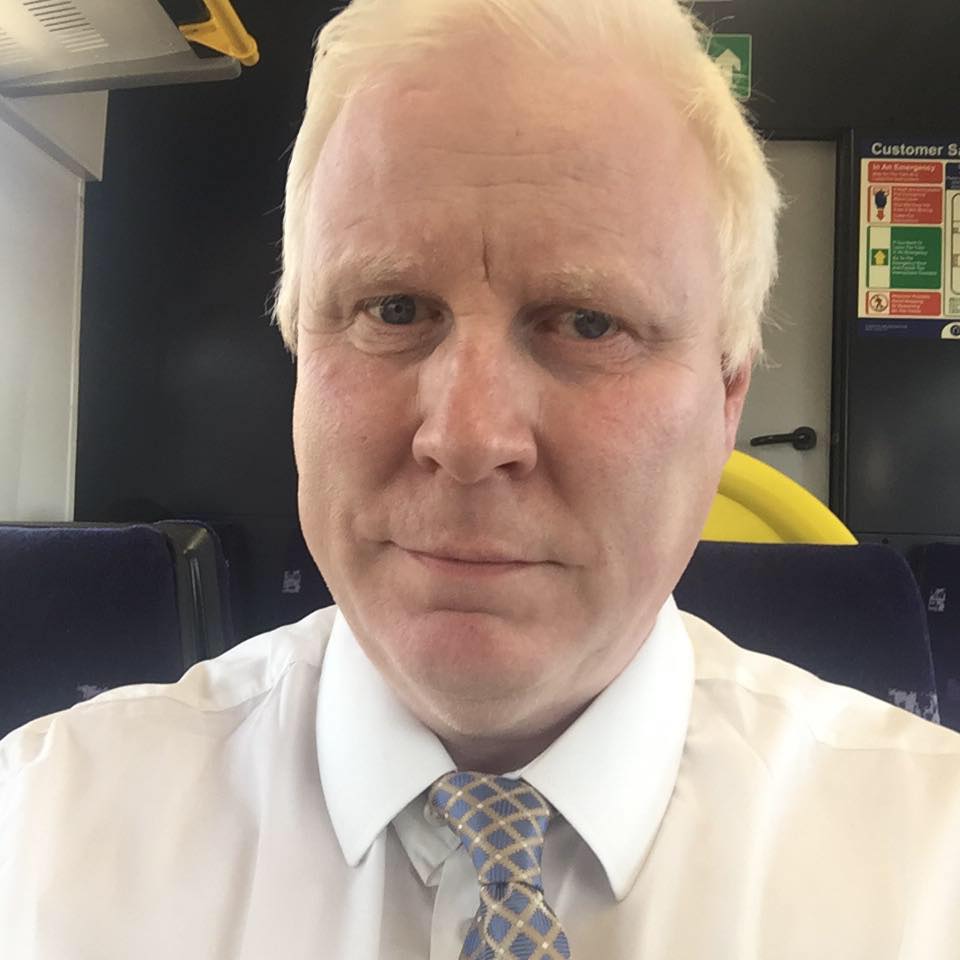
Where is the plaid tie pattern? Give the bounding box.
[428,771,572,960]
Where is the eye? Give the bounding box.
[563,308,619,341]
[365,294,419,325]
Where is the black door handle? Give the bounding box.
[750,426,817,451]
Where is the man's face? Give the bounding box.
[293,38,749,748]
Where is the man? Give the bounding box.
[2,0,959,957]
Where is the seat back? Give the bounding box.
[155,520,234,659]
[0,521,230,739]
[913,543,960,731]
[206,518,333,641]
[675,541,940,722]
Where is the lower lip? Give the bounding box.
[402,548,537,577]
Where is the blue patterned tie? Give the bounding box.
[428,771,573,960]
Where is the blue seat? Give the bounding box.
[675,541,940,723]
[913,543,960,732]
[0,522,232,740]
[206,518,333,641]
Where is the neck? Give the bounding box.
[440,705,588,775]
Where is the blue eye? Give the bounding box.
[570,309,616,340]
[371,295,418,325]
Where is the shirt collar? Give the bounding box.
[317,597,694,900]
[519,595,694,899]
[316,609,456,868]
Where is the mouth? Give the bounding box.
[398,546,540,577]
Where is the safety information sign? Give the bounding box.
[858,137,960,340]
[706,34,751,101]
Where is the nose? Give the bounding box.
[411,331,539,484]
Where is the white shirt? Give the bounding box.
[2,598,960,959]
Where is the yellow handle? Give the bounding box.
[702,450,857,545]
[179,0,260,67]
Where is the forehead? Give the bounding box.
[305,40,718,308]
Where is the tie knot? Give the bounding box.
[428,772,552,891]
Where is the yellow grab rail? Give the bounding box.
[702,450,857,545]
[179,0,260,67]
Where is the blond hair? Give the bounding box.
[272,0,782,377]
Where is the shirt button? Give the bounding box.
[423,799,446,826]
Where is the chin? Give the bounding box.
[403,607,547,670]
[376,612,543,700]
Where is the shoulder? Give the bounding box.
[655,612,960,946]
[0,604,340,785]
[0,605,340,951]
[680,607,960,763]
[677,609,960,906]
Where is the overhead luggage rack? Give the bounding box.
[0,0,259,96]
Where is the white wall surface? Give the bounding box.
[736,140,837,504]
[0,116,85,521]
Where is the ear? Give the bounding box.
[722,362,752,455]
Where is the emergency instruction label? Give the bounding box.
[858,138,960,340]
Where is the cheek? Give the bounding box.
[295,346,404,572]
[294,346,396,469]
[294,345,423,548]
[584,371,715,474]
[641,373,729,539]
[563,370,726,541]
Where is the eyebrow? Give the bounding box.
[310,251,424,311]
[528,264,645,307]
